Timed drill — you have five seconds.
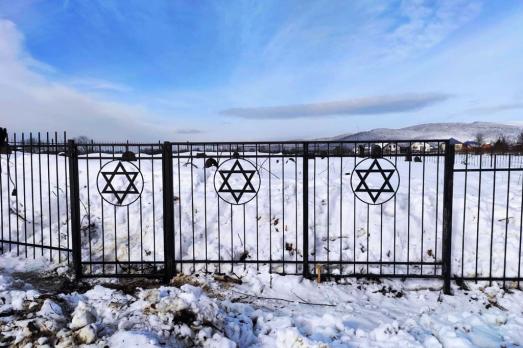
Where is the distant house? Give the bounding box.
[411,142,432,152]
[382,143,398,153]
[440,138,463,151]
[481,143,493,151]
[463,141,481,149]
[370,143,399,154]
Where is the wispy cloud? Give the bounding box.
[221,93,450,119]
[0,19,172,141]
[464,102,523,114]
[385,0,482,60]
[176,128,203,135]
[67,77,131,93]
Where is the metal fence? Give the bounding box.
[452,152,523,288]
[0,132,71,263]
[71,142,165,278]
[1,132,523,293]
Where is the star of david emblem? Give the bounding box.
[350,158,399,205]
[214,158,260,205]
[97,161,144,206]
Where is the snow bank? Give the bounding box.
[2,257,523,347]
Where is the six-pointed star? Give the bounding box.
[101,162,140,205]
[217,160,257,204]
[354,159,396,203]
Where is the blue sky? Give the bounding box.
[0,0,522,140]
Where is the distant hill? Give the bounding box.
[329,122,523,143]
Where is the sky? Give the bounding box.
[0,0,522,141]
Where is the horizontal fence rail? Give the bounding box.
[1,132,523,293]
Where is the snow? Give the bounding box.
[1,145,523,346]
[108,331,162,348]
[2,256,523,347]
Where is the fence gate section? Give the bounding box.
[170,142,305,276]
[451,151,523,288]
[0,132,72,263]
[304,141,449,280]
[165,140,450,285]
[70,142,165,278]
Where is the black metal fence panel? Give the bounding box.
[452,153,523,288]
[171,143,306,276]
[74,143,165,278]
[306,142,447,279]
[0,132,71,263]
[168,141,447,279]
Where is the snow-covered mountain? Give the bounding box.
[329,122,523,143]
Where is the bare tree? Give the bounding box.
[74,135,93,154]
[493,136,509,153]
[474,133,485,144]
[514,131,523,153]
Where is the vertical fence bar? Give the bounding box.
[0,137,3,254]
[302,142,309,277]
[442,141,455,294]
[162,141,175,282]
[67,140,82,279]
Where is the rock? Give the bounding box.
[162,297,189,313]
[28,301,39,310]
[70,302,96,330]
[37,299,64,320]
[41,318,65,332]
[55,329,75,348]
[75,323,97,344]
[56,337,75,348]
[0,304,14,316]
[202,333,236,348]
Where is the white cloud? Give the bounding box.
[221,93,450,119]
[176,128,204,135]
[463,103,523,114]
[0,19,174,141]
[66,77,131,93]
[386,0,482,60]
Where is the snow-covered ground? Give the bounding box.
[1,253,523,347]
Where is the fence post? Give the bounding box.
[302,142,310,278]
[67,140,82,280]
[162,141,175,283]
[442,141,455,294]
